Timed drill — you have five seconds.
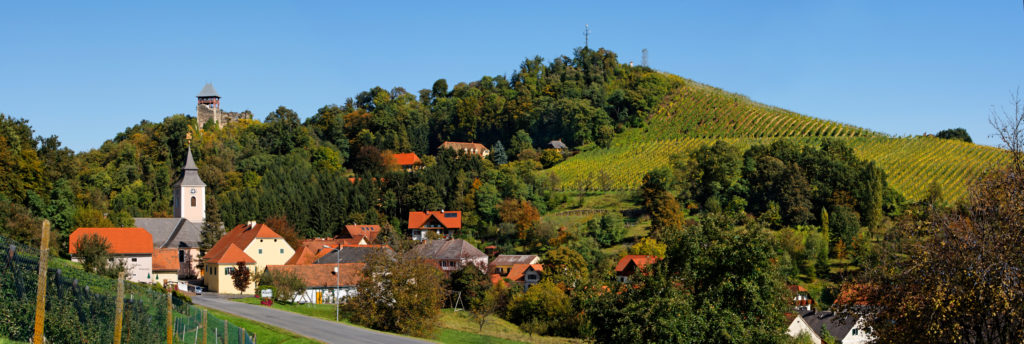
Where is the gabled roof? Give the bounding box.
[173,147,206,187]
[614,255,660,273]
[408,211,462,229]
[209,243,256,264]
[548,140,568,149]
[153,248,179,272]
[490,254,540,266]
[265,263,364,288]
[285,246,318,265]
[507,264,542,282]
[197,83,220,98]
[314,245,394,264]
[439,142,488,153]
[343,225,380,243]
[204,222,282,264]
[392,153,421,166]
[69,228,153,255]
[407,239,486,261]
[133,217,201,249]
[801,311,861,341]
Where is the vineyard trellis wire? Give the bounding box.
[0,234,255,344]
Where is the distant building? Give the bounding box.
[407,239,487,273]
[788,284,814,311]
[614,255,659,283]
[196,83,251,128]
[264,263,364,304]
[439,141,490,158]
[793,311,873,344]
[342,224,381,244]
[547,139,568,151]
[69,227,153,283]
[314,245,395,265]
[392,153,422,172]
[488,255,543,290]
[202,221,296,294]
[152,248,180,285]
[408,211,461,240]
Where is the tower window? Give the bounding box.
[191,196,197,207]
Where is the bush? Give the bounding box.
[259,269,305,303]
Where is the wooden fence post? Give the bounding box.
[167,291,173,344]
[202,309,207,344]
[223,319,228,344]
[31,220,50,344]
[114,271,125,344]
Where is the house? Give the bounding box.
[407,239,487,273]
[133,218,202,279]
[314,245,395,265]
[342,224,381,244]
[131,145,206,279]
[786,313,822,343]
[152,248,180,285]
[69,227,153,283]
[408,210,461,240]
[489,263,543,291]
[488,255,540,275]
[264,263,364,304]
[202,221,296,294]
[547,139,568,151]
[439,141,490,158]
[797,311,873,344]
[614,255,659,283]
[392,153,422,172]
[789,284,814,311]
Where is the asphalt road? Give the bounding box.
[192,295,433,344]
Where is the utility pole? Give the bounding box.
[584,24,590,48]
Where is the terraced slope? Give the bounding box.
[546,77,1006,202]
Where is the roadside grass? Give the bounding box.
[438,309,582,344]
[235,297,353,324]
[199,307,323,344]
[0,336,28,344]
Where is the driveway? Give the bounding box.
[192,294,433,344]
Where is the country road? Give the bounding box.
[192,295,434,344]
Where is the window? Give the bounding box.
[280,249,284,254]
[179,250,185,262]
[131,258,137,262]
[226,267,236,274]
[258,249,263,254]
[444,213,458,218]
[853,329,858,335]
[273,239,277,242]
[190,196,196,207]
[526,274,537,281]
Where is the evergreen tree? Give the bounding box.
[490,141,508,165]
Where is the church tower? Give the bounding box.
[173,146,206,224]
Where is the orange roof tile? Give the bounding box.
[285,246,318,265]
[204,222,281,264]
[614,255,659,273]
[69,228,153,255]
[392,153,421,166]
[152,248,179,271]
[343,225,380,243]
[209,243,256,264]
[265,263,364,287]
[506,263,543,282]
[408,211,461,229]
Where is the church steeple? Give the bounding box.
[173,145,206,223]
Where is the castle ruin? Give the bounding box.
[196,83,251,128]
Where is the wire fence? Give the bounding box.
[174,304,255,344]
[0,234,255,344]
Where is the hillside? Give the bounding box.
[546,75,1006,202]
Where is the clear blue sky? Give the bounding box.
[1,1,1021,151]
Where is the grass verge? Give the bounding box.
[438,309,582,344]
[200,307,322,344]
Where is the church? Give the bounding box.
[132,145,207,280]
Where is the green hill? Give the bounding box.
[546,75,1006,202]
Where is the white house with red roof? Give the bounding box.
[69,227,154,283]
[439,142,490,158]
[392,152,422,172]
[408,211,461,240]
[614,255,660,283]
[202,221,295,294]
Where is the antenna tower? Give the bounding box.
[584,24,590,48]
[642,48,649,67]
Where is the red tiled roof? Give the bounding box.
[392,153,421,166]
[506,263,543,282]
[788,284,809,293]
[265,263,365,288]
[204,222,282,264]
[614,255,659,273]
[408,211,462,229]
[69,228,153,255]
[343,225,380,243]
[285,246,318,265]
[152,248,179,271]
[209,243,256,264]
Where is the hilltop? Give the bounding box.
[546,74,1006,201]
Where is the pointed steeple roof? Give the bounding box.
[197,83,220,98]
[173,146,206,187]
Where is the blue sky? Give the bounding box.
[1,1,1021,151]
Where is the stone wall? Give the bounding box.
[197,104,252,128]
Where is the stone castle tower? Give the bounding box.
[172,146,206,224]
[196,83,251,128]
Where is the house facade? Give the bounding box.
[69,227,154,283]
[614,255,659,283]
[788,284,814,311]
[408,239,487,273]
[152,248,180,285]
[264,263,364,304]
[408,211,461,240]
[796,311,874,344]
[439,141,490,158]
[202,221,296,294]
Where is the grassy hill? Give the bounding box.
[546,75,1006,202]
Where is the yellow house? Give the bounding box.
[202,221,296,294]
[152,248,180,285]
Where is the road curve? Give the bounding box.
[192,295,434,344]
